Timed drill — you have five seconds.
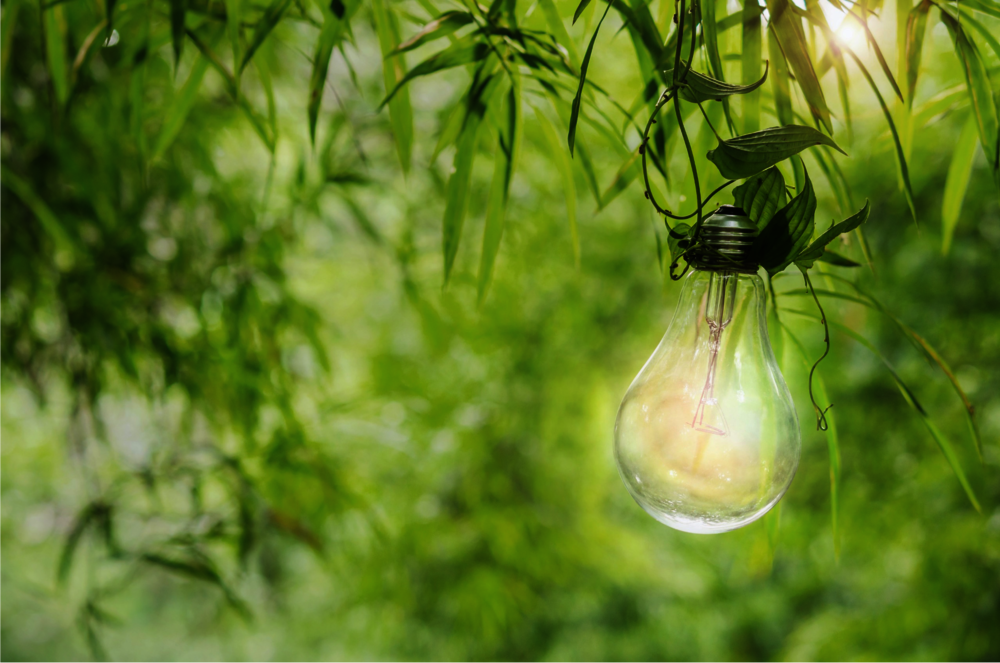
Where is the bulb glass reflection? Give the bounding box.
[614,269,800,533]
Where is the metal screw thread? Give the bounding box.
[688,205,759,274]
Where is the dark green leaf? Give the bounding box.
[754,166,816,274]
[707,125,846,180]
[380,37,491,109]
[309,17,344,145]
[573,0,593,24]
[817,249,860,267]
[170,0,186,71]
[568,1,612,156]
[668,223,693,265]
[741,0,763,133]
[732,166,786,230]
[766,27,793,126]
[664,60,769,103]
[391,11,474,55]
[843,46,918,224]
[941,12,999,180]
[765,0,831,131]
[44,6,69,104]
[795,199,870,268]
[239,0,292,74]
[153,56,209,159]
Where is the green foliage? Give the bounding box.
[2,0,1000,659]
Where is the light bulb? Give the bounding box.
[614,207,801,533]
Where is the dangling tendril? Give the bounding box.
[802,270,833,431]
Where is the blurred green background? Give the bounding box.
[2,0,999,659]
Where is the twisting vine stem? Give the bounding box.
[802,270,833,430]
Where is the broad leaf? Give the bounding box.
[664,61,769,103]
[732,166,786,230]
[707,125,846,180]
[754,167,816,274]
[795,199,870,268]
[391,11,474,55]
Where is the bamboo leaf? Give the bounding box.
[391,11,474,55]
[765,0,831,131]
[153,56,209,159]
[538,0,580,67]
[782,326,840,558]
[904,0,931,106]
[742,0,763,133]
[942,114,979,254]
[783,309,981,512]
[941,12,999,183]
[373,0,414,172]
[817,249,860,267]
[239,0,292,74]
[767,27,793,126]
[844,46,918,224]
[379,37,490,109]
[478,79,522,305]
[308,17,342,145]
[534,105,579,268]
[44,6,69,105]
[169,0,186,71]
[573,0,593,24]
[845,10,903,102]
[568,1,612,156]
[708,125,845,180]
[1,0,20,80]
[224,0,242,77]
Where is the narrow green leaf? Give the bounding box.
[224,0,242,77]
[534,105,580,267]
[767,27,793,126]
[169,0,186,71]
[308,18,342,145]
[665,60,769,103]
[153,56,209,159]
[732,166,786,230]
[0,164,76,264]
[845,10,904,102]
[568,1,612,156]
[817,249,860,267]
[754,166,816,274]
[904,0,931,107]
[478,79,522,305]
[741,0,763,133]
[573,0,594,24]
[44,6,69,105]
[1,0,20,80]
[941,13,999,181]
[782,326,840,558]
[57,503,101,584]
[239,0,292,74]
[844,46,918,224]
[373,0,414,172]
[782,309,982,512]
[538,0,580,67]
[380,37,490,109]
[795,199,870,268]
[765,0,831,131]
[708,125,846,180]
[391,11,474,55]
[942,114,979,254]
[961,0,1000,18]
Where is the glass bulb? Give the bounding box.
[614,268,800,533]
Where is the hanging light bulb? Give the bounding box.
[614,206,801,533]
